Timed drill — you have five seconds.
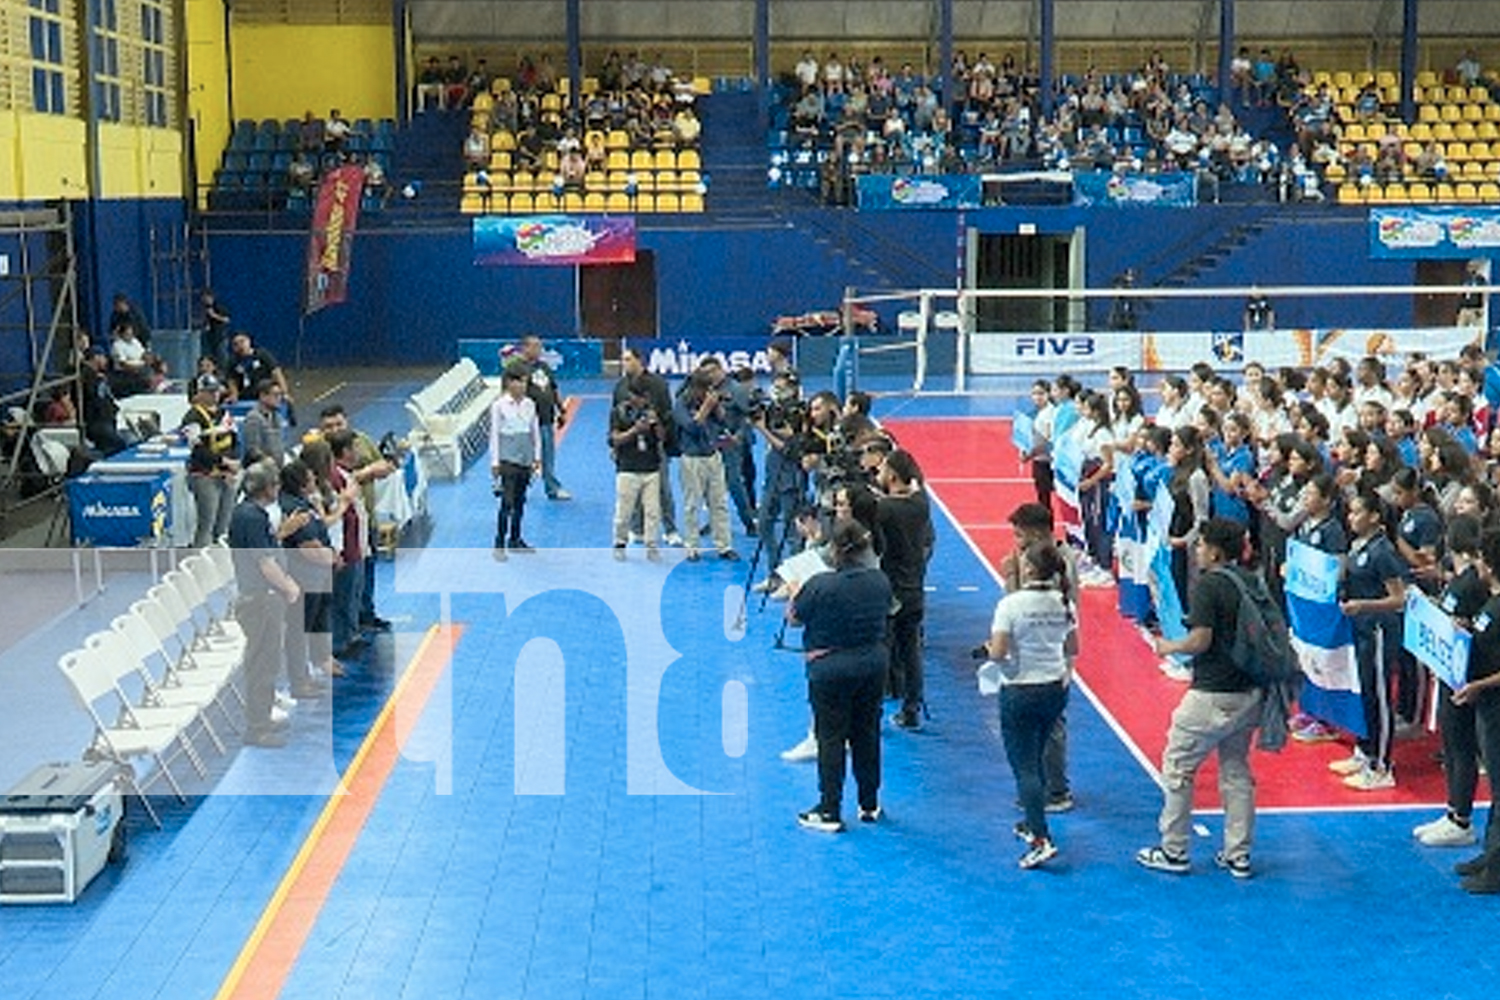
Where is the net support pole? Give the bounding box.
[915,291,931,391]
[955,289,971,394]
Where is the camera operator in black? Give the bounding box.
[703,358,758,536]
[609,380,665,559]
[876,449,935,729]
[672,364,739,561]
[614,347,681,545]
[753,371,811,580]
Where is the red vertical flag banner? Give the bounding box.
[304,165,366,315]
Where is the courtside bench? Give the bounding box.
[405,358,502,479]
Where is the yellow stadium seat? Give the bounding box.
[1487,162,1500,180]
[1403,141,1424,160]
[681,192,705,212]
[1477,122,1499,140]
[1447,142,1469,162]
[511,169,534,191]
[630,150,653,171]
[1435,182,1457,202]
[472,93,494,114]
[1442,103,1463,122]
[606,170,629,190]
[1419,103,1440,123]
[634,193,655,213]
[582,77,600,95]
[510,192,534,213]
[606,150,630,171]
[1408,181,1433,202]
[540,93,563,113]
[460,193,487,214]
[583,192,606,212]
[606,130,630,149]
[491,130,516,151]
[1324,162,1347,183]
[1471,86,1491,104]
[1456,182,1480,203]
[605,192,631,212]
[679,169,702,190]
[1462,161,1487,181]
[541,150,559,171]
[1337,183,1362,204]
[1333,71,1353,89]
[491,77,511,94]
[583,171,606,191]
[677,149,701,171]
[654,193,680,213]
[1382,182,1408,203]
[1433,122,1456,142]
[1479,182,1500,202]
[1364,184,1384,203]
[1489,103,1500,122]
[1376,71,1397,89]
[1344,123,1366,142]
[563,192,584,211]
[633,172,655,191]
[654,149,676,170]
[1312,71,1332,86]
[462,171,483,193]
[556,78,570,98]
[1455,122,1478,141]
[1416,71,1439,89]
[1464,103,1484,122]
[692,77,712,96]
[655,170,679,191]
[489,151,512,172]
[1410,122,1433,142]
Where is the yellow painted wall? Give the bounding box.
[0,113,88,200]
[187,0,232,195]
[97,122,183,199]
[231,24,396,122]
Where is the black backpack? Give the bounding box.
[1213,566,1295,686]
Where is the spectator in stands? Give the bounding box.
[80,348,126,456]
[40,385,75,426]
[467,59,492,101]
[463,126,489,169]
[108,319,157,396]
[226,331,290,410]
[297,110,324,156]
[109,292,150,348]
[673,105,701,146]
[795,50,819,92]
[416,56,445,112]
[361,154,388,206]
[287,153,316,194]
[1230,47,1254,105]
[1457,50,1483,88]
[324,109,352,160]
[1415,141,1447,181]
[444,56,469,107]
[599,50,624,92]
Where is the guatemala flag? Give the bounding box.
[1283,539,1366,738]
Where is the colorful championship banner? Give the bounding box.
[473,215,636,266]
[304,164,365,314]
[1283,539,1366,737]
[855,174,982,210]
[1403,590,1472,692]
[969,332,1142,375]
[1072,170,1197,208]
[1370,206,1500,259]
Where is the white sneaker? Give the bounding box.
[1327,750,1367,776]
[274,691,297,711]
[780,732,818,762]
[628,531,644,545]
[1416,814,1477,847]
[664,532,685,547]
[270,704,290,724]
[1343,764,1396,791]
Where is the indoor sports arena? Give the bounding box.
[2,2,1500,998]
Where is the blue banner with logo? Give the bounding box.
[1371,207,1500,259]
[623,337,784,379]
[1403,590,1472,691]
[1072,171,1196,208]
[856,174,983,210]
[67,472,171,547]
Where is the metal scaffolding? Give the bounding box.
[0,204,84,534]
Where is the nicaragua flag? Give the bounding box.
[1113,456,1151,621]
[1283,539,1367,738]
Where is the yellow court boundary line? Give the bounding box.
[214,623,463,1000]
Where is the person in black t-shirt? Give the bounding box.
[789,519,892,833]
[1414,515,1487,848]
[1137,518,1262,878]
[875,449,934,730]
[1448,527,1500,893]
[608,380,664,560]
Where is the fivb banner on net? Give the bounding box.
[970,332,1141,374]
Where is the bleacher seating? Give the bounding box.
[404,358,503,480]
[209,117,396,212]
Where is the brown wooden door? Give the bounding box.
[580,251,657,353]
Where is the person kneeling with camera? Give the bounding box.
[788,518,892,833]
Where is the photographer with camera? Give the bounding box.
[752,371,810,584]
[609,380,665,561]
[672,362,740,562]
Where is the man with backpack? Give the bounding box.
[1136,518,1284,880]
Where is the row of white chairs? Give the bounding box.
[55,543,246,827]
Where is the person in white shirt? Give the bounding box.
[795,51,820,90]
[489,369,542,557]
[1154,376,1193,431]
[985,541,1077,870]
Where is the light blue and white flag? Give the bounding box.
[1283,539,1365,737]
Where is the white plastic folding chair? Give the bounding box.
[164,568,245,653]
[79,632,214,773]
[57,646,191,827]
[181,552,243,642]
[134,590,243,694]
[148,581,243,664]
[103,613,235,749]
